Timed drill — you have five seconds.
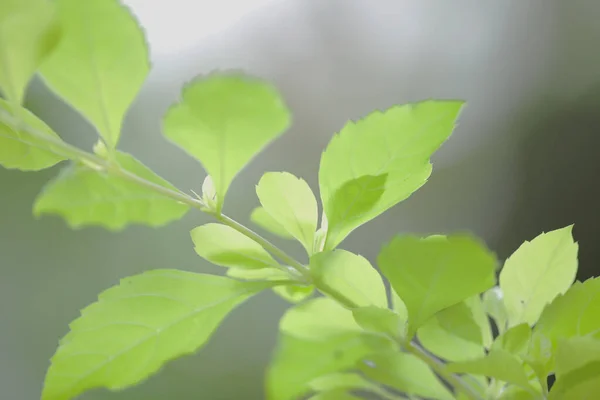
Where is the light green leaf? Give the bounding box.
[499,225,578,327]
[498,387,539,400]
[492,323,531,357]
[280,297,363,340]
[391,291,408,321]
[483,286,508,334]
[308,391,362,400]
[447,350,532,389]
[417,301,486,362]
[256,172,318,253]
[555,337,600,378]
[250,207,294,239]
[34,152,189,229]
[466,295,493,348]
[323,174,387,250]
[524,333,554,386]
[0,99,66,170]
[267,333,388,400]
[42,269,269,400]
[226,267,290,281]
[163,73,290,212]
[319,101,464,249]
[359,352,454,400]
[550,338,600,400]
[0,0,61,103]
[39,0,149,148]
[378,234,497,337]
[191,223,279,270]
[310,250,388,308]
[352,306,405,338]
[534,276,600,343]
[309,372,381,394]
[272,284,315,304]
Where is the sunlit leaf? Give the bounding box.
[250,206,294,239]
[492,323,531,357]
[308,391,362,400]
[191,223,279,270]
[378,234,496,337]
[256,172,318,253]
[359,352,454,400]
[550,337,600,400]
[417,301,486,362]
[0,99,66,170]
[272,284,315,304]
[483,286,508,334]
[447,350,533,389]
[226,267,289,281]
[323,174,387,250]
[319,101,464,249]
[498,387,539,400]
[42,270,270,400]
[352,306,405,339]
[310,250,388,308]
[309,372,381,394]
[466,294,493,348]
[0,0,61,103]
[34,152,189,229]
[163,73,290,211]
[499,225,578,327]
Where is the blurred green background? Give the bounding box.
[1,1,600,399]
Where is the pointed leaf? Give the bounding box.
[42,270,270,400]
[39,0,150,148]
[378,234,497,337]
[447,350,532,389]
[191,223,279,270]
[34,152,189,229]
[163,73,290,211]
[250,207,294,239]
[492,323,531,357]
[0,99,66,170]
[499,225,578,327]
[319,101,464,249]
[417,301,486,362]
[310,249,388,308]
[0,0,61,103]
[483,286,508,334]
[323,174,387,250]
[256,172,318,253]
[359,352,454,400]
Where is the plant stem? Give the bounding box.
[2,109,483,400]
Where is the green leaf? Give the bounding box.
[250,206,294,239]
[447,350,532,389]
[417,301,486,362]
[554,337,600,378]
[309,372,383,395]
[34,152,189,229]
[226,267,289,281]
[39,0,150,148]
[550,361,600,400]
[466,294,493,348]
[0,99,66,170]
[359,352,454,400]
[550,338,600,400]
[323,174,387,250]
[524,333,554,386]
[497,387,539,400]
[534,276,600,343]
[352,306,405,339]
[492,323,531,357]
[267,333,386,400]
[191,223,279,270]
[308,391,362,400]
[256,172,318,253]
[0,0,61,103]
[310,250,388,308]
[319,101,464,249]
[272,284,315,304]
[42,269,270,400]
[483,286,508,334]
[163,73,291,212]
[378,234,497,337]
[499,225,578,327]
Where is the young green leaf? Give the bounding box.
[39,0,150,149]
[446,350,533,389]
[42,270,270,400]
[417,301,486,362]
[497,387,539,400]
[491,323,531,357]
[352,306,405,339]
[0,0,61,103]
[250,207,294,239]
[549,362,600,400]
[483,286,509,334]
[190,223,279,270]
[0,99,67,170]
[272,284,315,304]
[549,337,600,400]
[359,352,454,400]
[466,294,493,348]
[33,152,189,229]
[310,250,388,308]
[534,277,600,343]
[319,101,464,248]
[323,174,387,250]
[309,372,392,400]
[524,332,554,387]
[256,172,318,253]
[163,73,291,212]
[226,267,290,281]
[308,391,362,400]
[499,225,578,327]
[378,234,497,337]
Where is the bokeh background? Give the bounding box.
[2,0,600,399]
